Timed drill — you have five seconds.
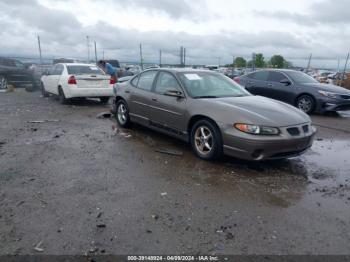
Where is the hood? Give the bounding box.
[202,96,310,127]
[303,83,350,94]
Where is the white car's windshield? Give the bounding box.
[178,72,250,98]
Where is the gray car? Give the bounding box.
[235,69,350,114]
[112,69,316,161]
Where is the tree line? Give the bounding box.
[226,54,293,69]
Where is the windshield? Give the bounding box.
[287,71,318,84]
[178,72,250,98]
[67,65,105,75]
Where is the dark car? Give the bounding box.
[112,69,315,161]
[235,69,350,113]
[0,58,36,91]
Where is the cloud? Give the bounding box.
[256,0,350,26]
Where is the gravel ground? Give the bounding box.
[0,89,349,255]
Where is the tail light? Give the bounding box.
[110,76,116,85]
[68,75,77,85]
[233,77,240,84]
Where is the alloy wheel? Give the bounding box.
[117,103,128,125]
[194,126,213,155]
[298,97,312,113]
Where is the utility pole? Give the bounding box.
[94,41,97,63]
[180,46,184,66]
[184,48,186,67]
[341,52,349,87]
[159,50,162,68]
[86,36,90,62]
[103,50,105,60]
[139,44,143,70]
[37,35,42,65]
[307,53,312,71]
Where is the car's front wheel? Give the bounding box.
[116,100,131,128]
[296,95,315,114]
[41,82,49,97]
[190,119,223,161]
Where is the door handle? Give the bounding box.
[125,90,130,94]
[152,97,157,102]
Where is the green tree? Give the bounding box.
[234,57,246,68]
[254,53,265,68]
[269,55,285,68]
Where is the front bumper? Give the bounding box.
[221,124,316,161]
[316,97,350,112]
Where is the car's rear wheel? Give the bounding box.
[296,95,315,114]
[58,87,69,104]
[41,82,49,97]
[99,97,110,104]
[190,119,222,161]
[0,75,8,90]
[116,100,131,128]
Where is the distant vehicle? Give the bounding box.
[204,65,219,70]
[316,71,334,83]
[53,58,77,64]
[40,63,114,104]
[113,68,315,161]
[0,57,36,91]
[235,69,350,113]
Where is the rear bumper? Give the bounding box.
[222,126,316,161]
[65,87,114,98]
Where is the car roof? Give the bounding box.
[142,68,218,74]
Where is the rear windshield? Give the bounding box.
[67,65,105,75]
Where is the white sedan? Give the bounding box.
[40,63,115,104]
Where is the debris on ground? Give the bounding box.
[27,120,60,123]
[7,85,15,92]
[112,125,132,138]
[97,212,103,218]
[96,224,106,228]
[96,112,113,119]
[0,141,6,148]
[151,214,159,220]
[33,241,44,252]
[161,192,167,196]
[155,148,183,156]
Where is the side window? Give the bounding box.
[137,71,157,91]
[248,71,269,81]
[268,72,286,82]
[48,66,56,75]
[130,75,139,87]
[155,72,181,94]
[52,65,63,75]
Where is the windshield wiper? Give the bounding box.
[193,95,218,99]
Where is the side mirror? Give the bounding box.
[164,90,184,98]
[280,79,291,86]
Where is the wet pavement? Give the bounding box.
[0,89,349,255]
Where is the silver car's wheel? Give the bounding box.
[194,126,213,155]
[0,76,8,90]
[190,119,222,161]
[297,95,315,114]
[116,100,131,127]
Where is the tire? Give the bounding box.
[41,82,49,97]
[190,119,223,161]
[0,75,8,90]
[116,100,131,128]
[58,87,69,104]
[99,97,110,104]
[296,95,315,114]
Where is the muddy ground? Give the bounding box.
[0,89,349,255]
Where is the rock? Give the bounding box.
[96,224,106,228]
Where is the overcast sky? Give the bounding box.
[0,0,349,68]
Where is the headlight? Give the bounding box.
[318,90,339,98]
[234,123,280,135]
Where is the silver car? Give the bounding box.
[112,69,316,161]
